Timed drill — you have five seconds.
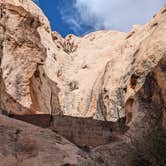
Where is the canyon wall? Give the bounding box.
[11,114,126,147]
[0,1,166,165]
[0,0,166,125]
[0,114,95,166]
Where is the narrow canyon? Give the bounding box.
[0,0,165,165]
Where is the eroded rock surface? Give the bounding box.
[11,114,126,147]
[0,0,166,124]
[0,114,95,166]
[0,1,166,166]
[0,0,66,115]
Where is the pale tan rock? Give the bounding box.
[0,0,166,125]
[0,0,69,115]
[59,7,166,122]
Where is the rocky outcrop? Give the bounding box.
[11,114,126,147]
[0,0,66,115]
[61,8,166,122]
[92,68,165,165]
[0,114,95,166]
[0,0,166,125]
[0,1,166,165]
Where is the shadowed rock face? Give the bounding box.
[92,68,165,166]
[10,114,127,147]
[0,114,96,166]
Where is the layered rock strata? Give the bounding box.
[0,114,95,166]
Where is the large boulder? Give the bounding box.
[0,114,94,166]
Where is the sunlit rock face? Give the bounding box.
[0,0,166,125]
[0,0,65,115]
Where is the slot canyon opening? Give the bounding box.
[125,98,134,124]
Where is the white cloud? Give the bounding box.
[62,0,166,34]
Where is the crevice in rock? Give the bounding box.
[69,81,79,91]
[49,91,54,127]
[14,128,22,165]
[125,98,134,124]
[130,73,139,89]
[126,31,135,39]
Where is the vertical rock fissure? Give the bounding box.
[49,91,53,127]
[14,129,21,166]
[0,4,6,114]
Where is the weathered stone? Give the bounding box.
[0,0,166,125]
[0,1,166,165]
[0,114,94,166]
[11,114,126,147]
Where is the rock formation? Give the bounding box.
[1,0,166,124]
[0,0,166,165]
[0,0,166,123]
[0,114,94,166]
[11,114,126,147]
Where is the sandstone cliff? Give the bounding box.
[0,0,166,125]
[0,0,163,120]
[0,0,166,166]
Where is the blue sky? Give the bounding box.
[34,0,94,36]
[34,0,166,37]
